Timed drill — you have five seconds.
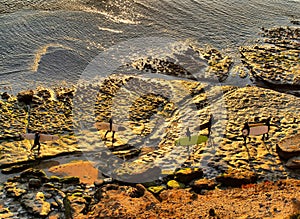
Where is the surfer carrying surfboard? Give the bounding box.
[22,132,58,156]
[186,127,191,141]
[30,132,41,154]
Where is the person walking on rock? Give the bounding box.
[104,117,115,142]
[30,132,41,155]
[186,127,191,141]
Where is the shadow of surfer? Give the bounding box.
[104,118,116,143]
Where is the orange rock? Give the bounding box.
[49,160,99,184]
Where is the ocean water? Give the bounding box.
[0,0,299,93]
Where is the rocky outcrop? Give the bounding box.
[276,134,300,160]
[191,45,233,82]
[240,27,300,95]
[276,133,300,169]
[131,58,196,80]
[174,167,203,184]
[77,75,299,183]
[167,180,185,189]
[1,161,300,219]
[2,169,90,218]
[2,168,163,218]
[17,90,34,104]
[131,45,233,82]
[286,156,300,169]
[0,68,300,193]
[1,76,300,186]
[216,169,257,187]
[190,178,217,192]
[21,192,51,217]
[1,92,10,100]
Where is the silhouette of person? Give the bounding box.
[104,118,115,142]
[198,115,215,137]
[207,114,214,137]
[186,127,191,141]
[30,132,41,154]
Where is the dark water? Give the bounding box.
[1,0,299,93]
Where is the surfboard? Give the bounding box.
[22,133,59,142]
[249,125,268,136]
[94,122,126,132]
[175,135,208,146]
[249,123,265,127]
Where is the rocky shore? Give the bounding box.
[0,168,299,219]
[0,78,299,218]
[0,26,300,218]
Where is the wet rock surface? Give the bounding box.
[21,192,51,217]
[90,81,299,182]
[0,87,79,168]
[131,45,233,82]
[0,82,299,218]
[240,26,300,95]
[2,74,299,182]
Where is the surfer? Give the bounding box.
[186,127,191,141]
[242,117,271,145]
[198,115,215,137]
[104,118,115,142]
[30,132,41,154]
